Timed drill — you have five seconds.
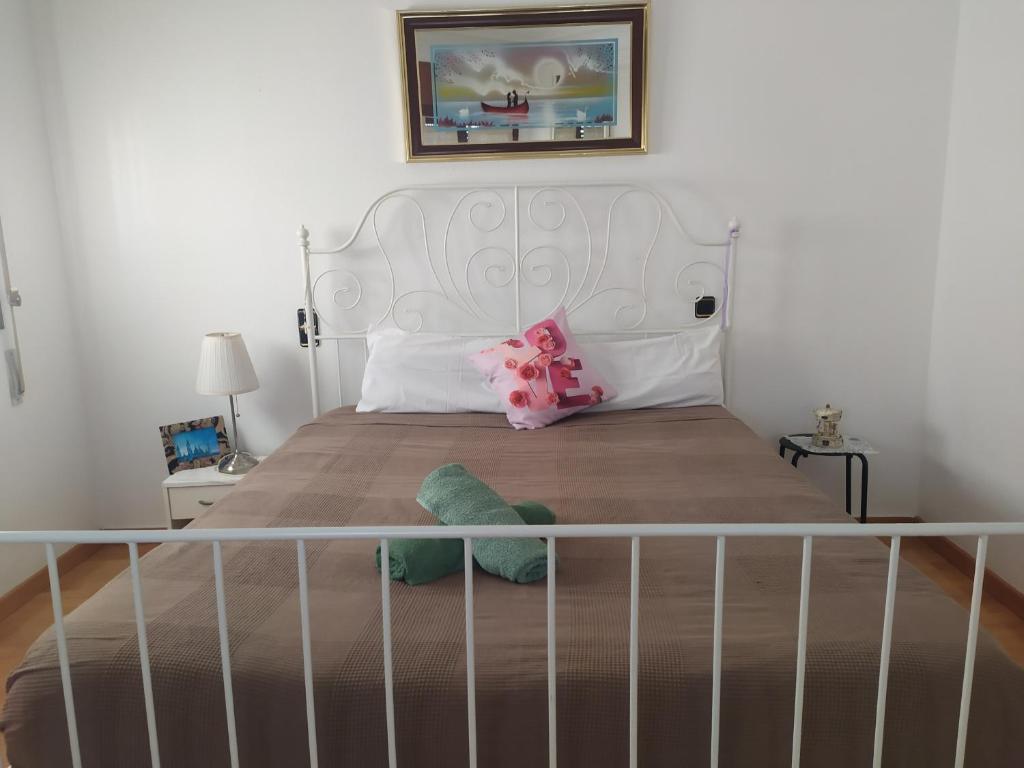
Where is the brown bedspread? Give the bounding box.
[3,407,1023,767]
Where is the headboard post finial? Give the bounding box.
[297,225,310,249]
[728,217,741,239]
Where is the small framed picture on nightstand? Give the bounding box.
[158,416,230,474]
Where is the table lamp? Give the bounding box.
[196,331,260,474]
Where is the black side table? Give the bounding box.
[778,433,877,523]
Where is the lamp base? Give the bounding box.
[218,450,260,475]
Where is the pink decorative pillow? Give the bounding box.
[470,307,615,429]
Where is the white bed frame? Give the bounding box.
[3,184,1022,768]
[297,183,739,415]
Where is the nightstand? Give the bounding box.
[778,434,877,523]
[162,464,246,528]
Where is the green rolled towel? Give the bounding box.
[375,501,555,586]
[417,464,553,584]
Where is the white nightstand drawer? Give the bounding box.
[167,484,233,521]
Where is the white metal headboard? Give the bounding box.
[298,183,739,416]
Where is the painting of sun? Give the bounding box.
[399,4,648,161]
[431,41,618,130]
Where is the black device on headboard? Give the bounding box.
[297,308,320,348]
[694,296,716,319]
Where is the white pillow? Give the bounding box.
[585,326,724,411]
[356,328,502,413]
[356,325,723,413]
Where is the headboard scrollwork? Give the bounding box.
[298,183,739,415]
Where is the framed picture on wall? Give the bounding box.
[158,416,230,474]
[398,3,649,161]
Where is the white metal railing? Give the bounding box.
[5,521,1024,768]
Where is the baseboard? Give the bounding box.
[0,543,103,623]
[871,515,1024,622]
[923,533,1024,623]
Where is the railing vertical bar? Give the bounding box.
[212,541,240,768]
[464,538,478,768]
[128,542,161,768]
[335,339,344,407]
[380,539,398,768]
[513,185,521,332]
[44,543,83,768]
[872,535,900,768]
[954,535,988,768]
[547,536,557,768]
[629,536,640,768]
[710,536,726,768]
[790,536,813,768]
[296,540,319,768]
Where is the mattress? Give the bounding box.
[3,406,1023,767]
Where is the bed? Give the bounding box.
[4,405,1023,766]
[3,184,1023,767]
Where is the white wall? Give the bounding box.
[0,0,96,592]
[921,0,1024,589]
[31,0,960,528]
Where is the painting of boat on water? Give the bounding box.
[430,41,618,130]
[399,4,648,160]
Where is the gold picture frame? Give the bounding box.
[398,3,649,162]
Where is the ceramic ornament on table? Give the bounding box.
[812,403,844,449]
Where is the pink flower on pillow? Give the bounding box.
[469,306,615,429]
[518,363,539,381]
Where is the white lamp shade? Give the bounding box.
[196,332,259,395]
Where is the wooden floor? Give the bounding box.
[0,545,154,760]
[895,538,1024,663]
[0,540,1022,759]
